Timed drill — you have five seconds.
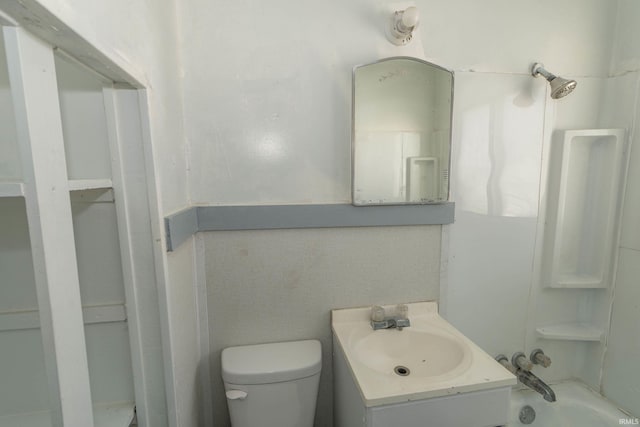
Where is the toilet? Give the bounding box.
[221,339,322,427]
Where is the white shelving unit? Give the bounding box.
[536,323,604,342]
[535,128,628,347]
[0,24,162,427]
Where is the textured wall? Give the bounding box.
[204,226,441,426]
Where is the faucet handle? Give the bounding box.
[530,349,552,368]
[371,305,386,322]
[512,352,533,371]
[495,354,516,374]
[395,304,409,320]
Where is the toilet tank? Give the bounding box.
[221,340,322,427]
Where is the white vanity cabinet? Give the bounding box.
[334,337,511,427]
[332,302,515,427]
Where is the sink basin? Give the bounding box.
[352,328,468,378]
[332,301,516,406]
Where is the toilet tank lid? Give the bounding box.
[221,339,322,385]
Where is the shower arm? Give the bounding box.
[532,63,556,81]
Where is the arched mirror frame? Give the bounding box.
[352,56,454,206]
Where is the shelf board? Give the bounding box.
[0,304,127,332]
[0,181,24,197]
[549,273,606,289]
[0,402,134,427]
[68,179,115,203]
[536,323,603,342]
[68,178,113,191]
[1,180,114,199]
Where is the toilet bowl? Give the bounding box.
[221,339,322,427]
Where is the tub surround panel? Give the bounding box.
[618,74,640,252]
[605,6,640,413]
[603,248,640,416]
[446,70,637,395]
[619,124,640,251]
[444,72,545,357]
[445,211,538,356]
[552,78,606,129]
[204,226,441,427]
[532,73,638,391]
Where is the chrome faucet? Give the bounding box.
[370,304,410,331]
[510,351,556,402]
[515,369,556,402]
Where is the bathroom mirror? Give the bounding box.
[352,57,453,205]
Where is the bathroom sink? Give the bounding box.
[332,301,516,406]
[352,326,469,378]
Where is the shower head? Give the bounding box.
[531,62,577,99]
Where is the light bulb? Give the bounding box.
[401,6,419,28]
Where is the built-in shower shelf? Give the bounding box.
[0,181,24,197]
[543,129,626,289]
[0,402,135,427]
[549,273,606,289]
[536,323,603,342]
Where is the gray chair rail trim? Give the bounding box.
[164,202,455,251]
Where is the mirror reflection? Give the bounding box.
[352,57,453,205]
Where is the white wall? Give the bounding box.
[181,0,617,206]
[175,0,622,425]
[602,0,640,416]
[610,0,640,75]
[418,0,615,77]
[33,0,188,214]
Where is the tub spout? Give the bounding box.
[516,369,556,402]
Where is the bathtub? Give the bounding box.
[509,381,637,426]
